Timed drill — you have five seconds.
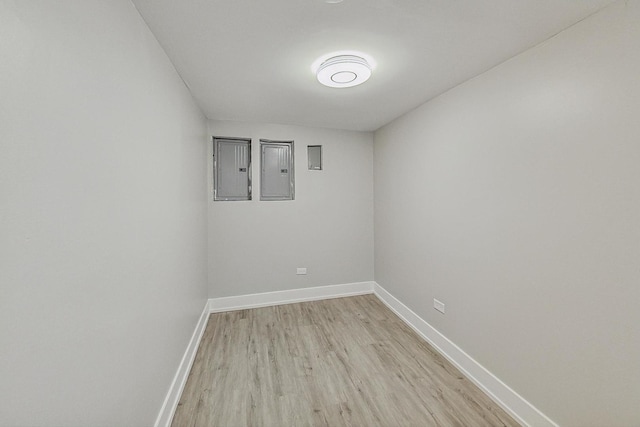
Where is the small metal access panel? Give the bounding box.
[260,139,294,201]
[307,145,322,170]
[213,137,251,201]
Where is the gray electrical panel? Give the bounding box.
[213,137,251,201]
[260,140,294,201]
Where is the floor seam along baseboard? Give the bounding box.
[154,302,210,427]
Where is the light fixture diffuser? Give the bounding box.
[316,55,372,88]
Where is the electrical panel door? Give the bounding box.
[214,137,251,201]
[260,140,294,201]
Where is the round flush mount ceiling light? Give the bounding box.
[316,55,372,88]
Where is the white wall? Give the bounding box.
[208,120,373,298]
[374,1,640,426]
[0,1,208,426]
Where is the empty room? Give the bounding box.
[1,0,639,426]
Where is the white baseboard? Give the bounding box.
[154,302,210,427]
[208,281,375,313]
[373,282,558,427]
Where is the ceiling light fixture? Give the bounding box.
[316,55,372,88]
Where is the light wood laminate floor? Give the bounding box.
[172,294,520,427]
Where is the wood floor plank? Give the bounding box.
[172,295,521,427]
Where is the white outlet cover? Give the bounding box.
[433,298,445,314]
[296,267,307,275]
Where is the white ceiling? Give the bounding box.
[132,0,615,131]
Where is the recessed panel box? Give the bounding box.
[260,139,294,201]
[307,145,322,170]
[213,137,251,201]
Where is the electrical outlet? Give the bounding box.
[296,267,307,275]
[433,298,445,314]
